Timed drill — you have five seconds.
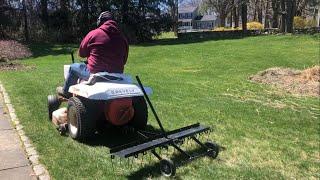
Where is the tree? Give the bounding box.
[286,0,296,33]
[280,0,286,32]
[22,0,29,42]
[203,0,235,27]
[241,0,248,30]
[264,0,271,28]
[40,0,48,27]
[168,0,178,35]
[257,0,263,23]
[233,0,240,27]
[271,0,280,28]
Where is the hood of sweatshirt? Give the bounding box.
[98,20,120,34]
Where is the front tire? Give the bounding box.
[48,95,60,120]
[67,97,97,140]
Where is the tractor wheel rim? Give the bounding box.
[161,163,171,175]
[69,107,78,135]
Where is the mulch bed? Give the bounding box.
[0,40,32,62]
[0,40,34,71]
[249,66,320,97]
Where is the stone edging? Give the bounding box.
[0,81,51,180]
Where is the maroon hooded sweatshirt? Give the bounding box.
[79,20,128,74]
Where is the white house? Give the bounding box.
[178,5,218,32]
[178,6,198,31]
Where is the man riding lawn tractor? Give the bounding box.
[57,11,129,99]
[49,11,149,139]
[47,11,220,177]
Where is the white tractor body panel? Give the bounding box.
[69,82,152,100]
[64,65,70,80]
[65,65,152,100]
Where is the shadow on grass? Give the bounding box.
[81,124,219,178]
[85,123,223,179]
[83,125,163,149]
[27,43,78,58]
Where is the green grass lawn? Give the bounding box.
[0,35,319,179]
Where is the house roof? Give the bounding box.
[178,6,197,13]
[200,15,216,21]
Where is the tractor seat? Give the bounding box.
[84,72,125,85]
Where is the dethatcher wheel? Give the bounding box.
[48,95,61,120]
[129,96,148,130]
[159,159,176,177]
[67,97,97,141]
[205,141,220,159]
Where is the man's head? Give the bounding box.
[97,11,113,27]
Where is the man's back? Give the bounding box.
[79,20,128,74]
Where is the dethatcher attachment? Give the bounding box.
[110,77,220,177]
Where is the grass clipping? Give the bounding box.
[249,66,320,97]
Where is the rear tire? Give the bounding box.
[67,97,97,140]
[129,96,148,130]
[48,95,60,120]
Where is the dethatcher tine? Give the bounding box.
[47,54,220,177]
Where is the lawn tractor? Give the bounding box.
[47,54,221,177]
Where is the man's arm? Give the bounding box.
[123,38,129,64]
[78,32,93,58]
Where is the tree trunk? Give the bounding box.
[280,0,286,32]
[122,0,129,24]
[264,0,270,28]
[258,0,263,23]
[286,0,296,33]
[220,14,226,27]
[271,0,279,28]
[318,8,320,27]
[174,0,178,35]
[241,0,248,31]
[253,0,258,21]
[40,0,48,27]
[233,4,239,28]
[22,0,29,42]
[229,11,232,27]
[169,0,178,36]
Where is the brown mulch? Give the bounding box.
[249,66,320,97]
[0,40,32,62]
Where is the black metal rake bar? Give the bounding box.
[111,123,210,158]
[136,76,167,136]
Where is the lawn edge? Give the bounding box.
[0,81,51,180]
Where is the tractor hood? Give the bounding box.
[69,82,152,100]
